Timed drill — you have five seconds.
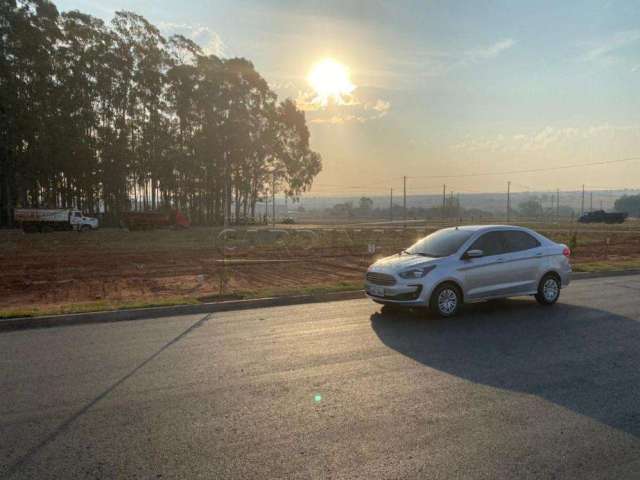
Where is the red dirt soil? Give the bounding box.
[0,226,638,312]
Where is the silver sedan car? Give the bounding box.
[365,225,571,317]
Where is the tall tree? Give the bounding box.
[0,0,322,227]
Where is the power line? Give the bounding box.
[406,156,640,179]
[309,156,640,195]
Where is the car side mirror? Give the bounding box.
[464,249,484,259]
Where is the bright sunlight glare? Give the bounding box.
[308,59,355,107]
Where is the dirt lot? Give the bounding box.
[1,221,639,316]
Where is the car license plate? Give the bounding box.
[369,285,385,297]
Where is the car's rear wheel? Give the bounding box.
[430,283,461,317]
[535,274,560,305]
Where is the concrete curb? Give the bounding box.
[0,290,366,332]
[2,270,638,332]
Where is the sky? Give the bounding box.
[56,0,640,196]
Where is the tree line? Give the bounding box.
[614,195,640,217]
[325,196,495,220]
[324,196,586,220]
[0,0,321,226]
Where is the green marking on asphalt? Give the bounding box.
[314,394,322,403]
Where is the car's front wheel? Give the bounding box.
[430,283,461,317]
[535,274,561,305]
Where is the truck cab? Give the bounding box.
[70,210,99,231]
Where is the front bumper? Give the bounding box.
[364,281,426,306]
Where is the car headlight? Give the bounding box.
[398,265,436,279]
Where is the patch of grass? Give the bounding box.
[0,281,364,319]
[0,296,200,319]
[572,259,640,273]
[246,280,363,299]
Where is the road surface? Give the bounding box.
[2,275,640,479]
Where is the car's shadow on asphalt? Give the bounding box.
[370,299,640,438]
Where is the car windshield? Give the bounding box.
[405,228,474,257]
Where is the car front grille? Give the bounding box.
[387,285,423,301]
[365,272,396,286]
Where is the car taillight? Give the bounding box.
[563,247,571,257]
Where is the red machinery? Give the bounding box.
[122,209,190,231]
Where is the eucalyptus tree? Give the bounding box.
[165,35,201,211]
[0,0,322,227]
[0,0,17,224]
[0,0,61,219]
[111,11,171,211]
[55,11,117,213]
[275,99,322,199]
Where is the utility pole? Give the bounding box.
[390,188,393,222]
[581,184,585,216]
[442,184,446,219]
[223,181,228,227]
[590,192,593,212]
[403,176,407,227]
[507,181,511,223]
[556,189,560,221]
[450,191,454,221]
[271,173,276,227]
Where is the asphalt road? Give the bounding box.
[2,276,640,479]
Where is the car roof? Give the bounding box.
[443,225,534,234]
[450,225,529,232]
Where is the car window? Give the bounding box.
[74,212,81,218]
[406,228,474,257]
[504,231,540,252]
[468,231,508,257]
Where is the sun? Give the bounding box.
[308,59,355,107]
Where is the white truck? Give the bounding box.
[14,208,99,233]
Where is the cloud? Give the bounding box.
[451,124,640,153]
[299,91,391,125]
[296,90,360,112]
[295,82,390,125]
[309,115,367,125]
[399,38,516,80]
[465,38,516,62]
[190,26,225,56]
[157,21,226,57]
[369,99,391,113]
[581,29,640,65]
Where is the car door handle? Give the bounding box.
[495,257,505,263]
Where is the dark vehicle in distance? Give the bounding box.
[578,210,628,224]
